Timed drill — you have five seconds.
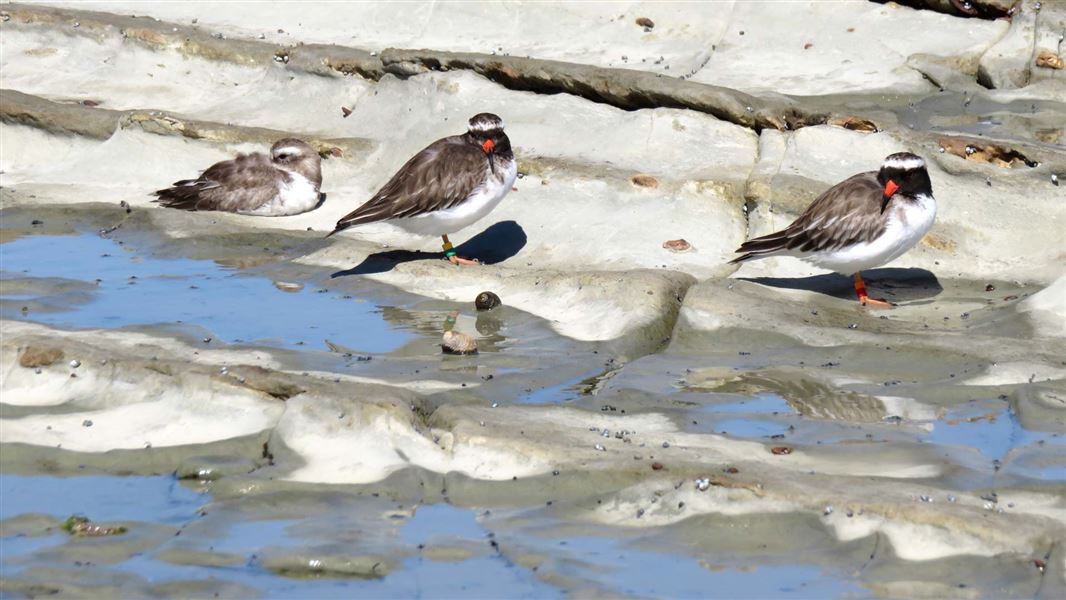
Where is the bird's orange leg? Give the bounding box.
[442,235,480,266]
[853,272,895,308]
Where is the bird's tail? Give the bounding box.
[728,231,791,264]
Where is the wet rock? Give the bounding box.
[272,281,304,292]
[937,137,1037,168]
[261,552,392,579]
[475,291,501,311]
[18,345,64,368]
[442,331,477,355]
[226,365,305,400]
[827,116,877,133]
[62,515,127,537]
[176,455,259,481]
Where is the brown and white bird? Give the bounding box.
[153,139,322,216]
[327,113,517,266]
[731,152,936,307]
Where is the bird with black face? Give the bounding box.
[328,113,517,266]
[731,152,937,307]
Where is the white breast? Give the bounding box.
[242,171,320,217]
[805,193,937,274]
[393,159,517,236]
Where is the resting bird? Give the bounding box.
[327,113,517,266]
[153,139,322,216]
[731,152,936,307]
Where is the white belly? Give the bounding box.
[804,194,937,274]
[242,172,320,217]
[390,159,517,236]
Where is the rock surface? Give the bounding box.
[1,2,1063,597]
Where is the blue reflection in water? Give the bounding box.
[0,233,413,353]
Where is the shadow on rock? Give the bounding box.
[744,267,942,302]
[331,221,527,277]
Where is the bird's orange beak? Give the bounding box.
[481,139,495,154]
[881,180,899,213]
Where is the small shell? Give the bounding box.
[662,239,692,253]
[475,291,501,311]
[1035,51,1063,70]
[629,174,659,188]
[442,331,477,355]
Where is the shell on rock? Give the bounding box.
[629,174,659,188]
[662,239,692,253]
[442,330,477,355]
[1035,51,1064,70]
[475,291,502,311]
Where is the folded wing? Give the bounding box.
[328,138,487,236]
[153,153,289,213]
[731,173,886,263]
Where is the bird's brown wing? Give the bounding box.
[732,172,887,262]
[153,153,290,212]
[329,137,487,236]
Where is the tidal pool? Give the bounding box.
[0,232,414,353]
[0,475,867,598]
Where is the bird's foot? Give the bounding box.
[447,255,481,266]
[853,272,894,309]
[860,296,896,309]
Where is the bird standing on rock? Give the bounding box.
[327,113,517,266]
[153,139,323,216]
[731,152,937,307]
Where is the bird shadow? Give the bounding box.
[742,267,943,303]
[331,220,527,277]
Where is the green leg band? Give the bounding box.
[442,241,456,258]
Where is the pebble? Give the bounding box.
[273,281,304,293]
[695,478,711,491]
[823,506,833,516]
[81,419,93,427]
[442,331,477,355]
[594,443,606,451]
[69,360,80,369]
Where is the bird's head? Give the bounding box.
[877,152,932,213]
[466,113,510,156]
[270,138,322,186]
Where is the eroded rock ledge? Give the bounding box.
[0,88,372,158]
[0,2,823,131]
